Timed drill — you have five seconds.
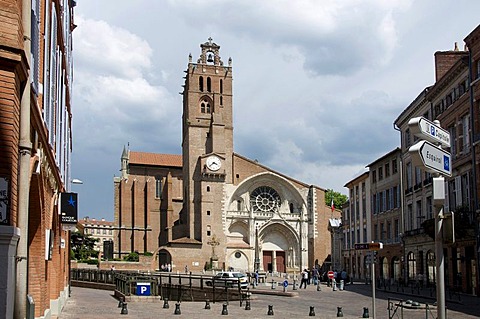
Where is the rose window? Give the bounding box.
[250,186,281,212]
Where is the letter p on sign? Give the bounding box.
[136,282,151,296]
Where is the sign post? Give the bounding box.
[408,117,450,319]
[355,242,383,319]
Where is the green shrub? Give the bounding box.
[123,252,139,262]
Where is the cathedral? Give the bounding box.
[113,39,340,274]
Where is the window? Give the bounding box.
[207,77,212,92]
[372,170,377,183]
[461,173,470,208]
[109,230,112,235]
[406,162,412,189]
[220,79,223,93]
[385,163,390,177]
[407,204,413,231]
[199,76,204,91]
[374,224,378,241]
[459,114,470,153]
[200,98,211,113]
[415,167,422,186]
[416,200,423,227]
[237,200,242,211]
[207,225,211,236]
[206,186,210,192]
[155,177,162,199]
[394,219,399,241]
[103,229,106,235]
[405,128,411,148]
[392,159,398,174]
[407,252,417,280]
[207,210,211,216]
[449,125,457,158]
[426,197,432,219]
[378,167,383,180]
[250,186,281,212]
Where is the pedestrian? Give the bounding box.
[254,270,259,286]
[185,265,188,274]
[167,263,172,272]
[110,265,116,272]
[299,269,308,289]
[312,267,319,285]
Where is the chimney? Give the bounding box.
[434,42,465,81]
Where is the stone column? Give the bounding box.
[0,226,20,319]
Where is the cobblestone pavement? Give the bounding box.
[58,282,480,319]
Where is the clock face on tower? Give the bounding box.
[206,155,221,171]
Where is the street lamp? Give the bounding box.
[71,179,83,185]
[254,225,260,273]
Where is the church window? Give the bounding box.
[155,177,162,198]
[220,96,223,106]
[237,200,242,211]
[250,186,281,212]
[207,77,212,92]
[200,99,211,113]
[220,79,223,93]
[235,252,241,258]
[199,76,204,92]
[289,203,294,213]
[207,186,210,192]
[207,210,211,216]
[207,225,211,236]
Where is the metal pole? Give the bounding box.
[433,176,446,319]
[371,250,376,319]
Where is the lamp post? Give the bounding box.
[254,226,259,272]
[67,178,83,297]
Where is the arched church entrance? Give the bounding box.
[260,223,297,274]
[157,249,172,270]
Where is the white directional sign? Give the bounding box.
[408,117,450,148]
[409,140,451,176]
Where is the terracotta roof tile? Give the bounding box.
[130,152,182,167]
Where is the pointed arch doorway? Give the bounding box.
[260,223,297,274]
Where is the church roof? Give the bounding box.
[129,151,182,167]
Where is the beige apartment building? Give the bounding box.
[113,39,340,274]
[79,217,115,252]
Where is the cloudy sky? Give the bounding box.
[71,0,480,220]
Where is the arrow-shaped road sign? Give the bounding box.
[409,140,452,177]
[408,117,450,148]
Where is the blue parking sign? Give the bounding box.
[283,280,288,288]
[137,282,151,296]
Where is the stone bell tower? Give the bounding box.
[180,38,233,245]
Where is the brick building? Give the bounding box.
[114,39,340,274]
[0,0,76,317]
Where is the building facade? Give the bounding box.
[0,0,76,317]
[79,217,115,252]
[367,148,403,283]
[343,172,371,281]
[114,39,340,274]
[394,38,478,294]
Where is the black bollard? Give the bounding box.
[120,302,128,315]
[267,305,274,315]
[309,306,315,316]
[174,303,181,315]
[336,306,343,317]
[362,307,369,318]
[221,303,228,315]
[245,300,251,310]
[205,299,211,310]
[163,298,170,309]
[118,296,124,308]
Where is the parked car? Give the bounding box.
[206,271,249,289]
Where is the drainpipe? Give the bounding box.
[393,124,406,283]
[468,46,480,295]
[15,0,32,318]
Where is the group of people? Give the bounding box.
[160,263,172,272]
[299,268,349,289]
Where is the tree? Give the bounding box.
[325,189,348,211]
[70,231,99,261]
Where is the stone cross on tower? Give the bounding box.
[207,235,220,261]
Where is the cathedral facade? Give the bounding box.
[113,39,340,273]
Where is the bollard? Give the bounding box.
[362,307,369,318]
[340,280,344,291]
[333,281,337,291]
[267,305,274,315]
[336,306,343,317]
[317,282,321,291]
[205,299,211,310]
[245,300,251,310]
[174,303,181,315]
[163,298,170,309]
[293,278,298,290]
[221,303,228,315]
[120,302,128,315]
[309,306,315,316]
[118,296,124,308]
[271,280,276,289]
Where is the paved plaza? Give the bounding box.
[57,281,480,319]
